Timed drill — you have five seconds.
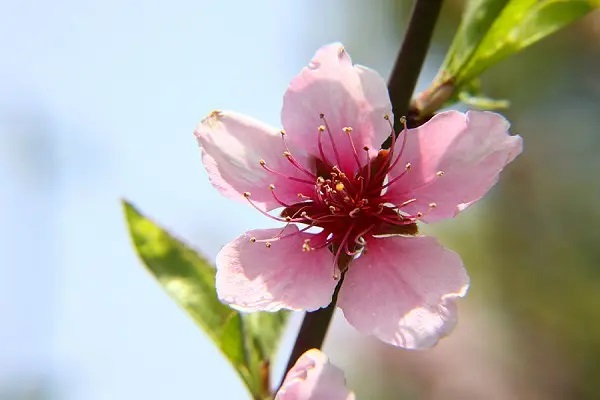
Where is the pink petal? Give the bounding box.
[216,225,337,312]
[282,43,393,173]
[338,236,469,349]
[276,349,355,400]
[385,110,523,222]
[195,110,312,211]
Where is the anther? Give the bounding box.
[400,116,406,124]
[280,129,286,136]
[363,146,369,151]
[319,113,324,119]
[249,237,257,243]
[406,162,412,170]
[329,205,337,213]
[429,202,437,208]
[318,125,325,132]
[436,170,445,177]
[349,208,360,218]
[417,212,423,218]
[259,159,266,166]
[243,192,251,198]
[265,242,272,248]
[283,151,292,158]
[302,239,312,252]
[384,114,390,120]
[269,184,275,191]
[335,182,345,191]
[342,127,353,133]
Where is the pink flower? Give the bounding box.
[195,43,522,348]
[276,349,354,400]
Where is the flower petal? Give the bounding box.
[338,236,469,349]
[385,110,523,222]
[276,349,355,400]
[216,225,337,312]
[282,43,393,173]
[195,110,313,211]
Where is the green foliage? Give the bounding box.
[423,0,598,113]
[123,200,288,399]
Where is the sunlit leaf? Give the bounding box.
[458,0,599,84]
[123,200,289,399]
[425,0,598,113]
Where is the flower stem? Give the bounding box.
[384,0,444,147]
[277,0,443,390]
[278,273,345,389]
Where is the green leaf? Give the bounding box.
[441,0,510,79]
[246,311,289,362]
[425,0,598,113]
[458,0,599,84]
[122,200,289,399]
[457,79,510,110]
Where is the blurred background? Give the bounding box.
[1,0,598,399]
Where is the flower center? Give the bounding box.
[244,114,442,278]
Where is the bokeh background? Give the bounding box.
[1,1,599,399]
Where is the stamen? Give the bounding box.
[243,192,303,223]
[282,148,317,180]
[362,146,371,189]
[343,126,363,170]
[316,125,332,168]
[320,114,342,168]
[375,162,412,193]
[260,159,314,185]
[269,184,293,207]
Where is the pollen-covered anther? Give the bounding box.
[429,202,437,208]
[285,216,292,222]
[349,208,361,218]
[283,151,292,158]
[406,162,412,170]
[249,237,257,243]
[318,125,325,132]
[319,113,325,119]
[280,129,286,136]
[259,159,266,166]
[342,127,353,133]
[243,192,251,198]
[269,184,275,191]
[436,170,445,177]
[399,116,407,124]
[363,146,370,151]
[383,114,390,120]
[417,212,424,218]
[329,205,337,214]
[302,239,312,252]
[265,242,272,248]
[335,182,345,191]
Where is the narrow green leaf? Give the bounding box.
[459,0,598,84]
[427,0,598,113]
[441,0,510,78]
[122,201,257,393]
[123,200,291,399]
[246,311,289,362]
